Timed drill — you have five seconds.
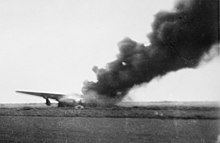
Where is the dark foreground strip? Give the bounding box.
[0,114,219,120]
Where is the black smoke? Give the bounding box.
[82,0,219,102]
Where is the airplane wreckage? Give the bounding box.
[16,91,85,109]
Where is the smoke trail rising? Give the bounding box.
[82,0,219,104]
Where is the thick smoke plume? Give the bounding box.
[82,0,219,104]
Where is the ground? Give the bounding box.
[0,102,219,143]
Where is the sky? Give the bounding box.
[0,0,219,103]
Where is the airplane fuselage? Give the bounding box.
[16,90,84,108]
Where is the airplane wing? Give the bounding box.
[16,90,65,101]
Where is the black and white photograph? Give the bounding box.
[0,0,219,142]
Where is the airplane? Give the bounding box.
[16,90,84,108]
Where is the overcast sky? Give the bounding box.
[0,0,219,103]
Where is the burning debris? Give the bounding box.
[82,0,219,104]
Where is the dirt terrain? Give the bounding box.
[0,102,219,143]
[0,102,219,119]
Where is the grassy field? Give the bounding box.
[0,116,219,143]
[0,102,219,143]
[0,102,219,119]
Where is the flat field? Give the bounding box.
[0,102,219,143]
